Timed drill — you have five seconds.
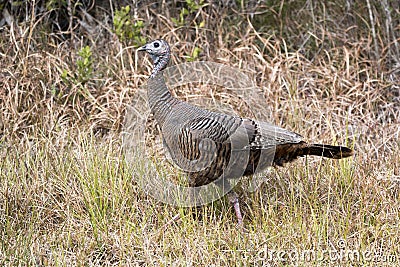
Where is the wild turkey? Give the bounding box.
[138,39,353,225]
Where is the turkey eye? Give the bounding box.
[154,42,160,48]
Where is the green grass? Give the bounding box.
[1,0,400,266]
[1,129,398,265]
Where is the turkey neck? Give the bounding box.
[147,73,180,127]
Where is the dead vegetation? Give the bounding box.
[0,0,399,266]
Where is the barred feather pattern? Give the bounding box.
[147,74,352,187]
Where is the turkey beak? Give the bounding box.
[137,44,147,52]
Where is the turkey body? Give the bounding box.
[139,39,353,224]
[148,74,351,188]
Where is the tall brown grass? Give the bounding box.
[0,1,399,266]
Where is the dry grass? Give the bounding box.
[0,1,399,266]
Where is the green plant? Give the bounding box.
[171,7,189,26]
[76,45,93,83]
[45,0,67,11]
[113,5,145,46]
[61,45,93,88]
[171,0,207,27]
[185,46,202,62]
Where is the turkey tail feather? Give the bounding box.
[305,144,353,159]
